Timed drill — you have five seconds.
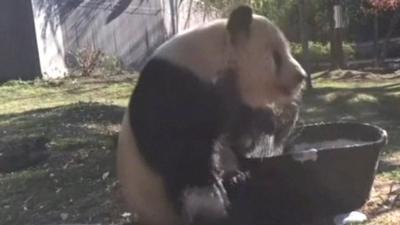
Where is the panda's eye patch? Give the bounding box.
[273,50,282,71]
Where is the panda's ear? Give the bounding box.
[227,5,253,44]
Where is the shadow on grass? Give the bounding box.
[378,160,400,173]
[0,102,125,145]
[1,75,136,104]
[301,85,400,155]
[0,102,126,225]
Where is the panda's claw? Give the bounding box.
[225,170,250,185]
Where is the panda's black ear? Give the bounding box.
[227,5,253,44]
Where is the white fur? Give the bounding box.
[154,19,228,83]
[182,185,228,223]
[154,15,306,109]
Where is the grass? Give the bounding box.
[0,75,134,115]
[0,75,135,225]
[0,71,399,225]
[301,71,400,224]
[301,77,400,156]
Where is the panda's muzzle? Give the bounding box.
[295,70,306,84]
[226,107,275,155]
[280,70,306,96]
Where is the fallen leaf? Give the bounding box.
[60,213,69,221]
[102,171,110,180]
[121,212,131,218]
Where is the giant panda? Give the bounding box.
[117,5,306,225]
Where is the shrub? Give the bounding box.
[291,41,355,63]
[342,42,356,60]
[66,47,123,77]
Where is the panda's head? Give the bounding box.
[224,6,306,109]
[153,5,306,156]
[222,6,306,155]
[156,5,306,110]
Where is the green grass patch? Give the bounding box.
[301,79,400,155]
[0,75,135,115]
[381,170,400,181]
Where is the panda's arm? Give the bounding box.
[129,58,226,200]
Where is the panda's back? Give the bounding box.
[150,20,229,83]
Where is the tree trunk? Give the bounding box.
[184,0,194,29]
[332,1,344,68]
[169,0,177,34]
[380,12,400,62]
[328,0,336,68]
[298,0,312,89]
[373,13,379,67]
[334,28,345,68]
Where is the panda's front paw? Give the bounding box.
[224,170,250,185]
[182,185,229,225]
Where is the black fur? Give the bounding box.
[227,5,253,43]
[129,58,224,202]
[128,58,278,222]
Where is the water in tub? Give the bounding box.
[291,139,371,163]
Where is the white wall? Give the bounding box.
[31,0,68,79]
[162,0,220,35]
[30,0,220,79]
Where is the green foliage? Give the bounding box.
[251,0,298,39]
[252,0,296,22]
[343,43,356,60]
[291,42,329,62]
[382,169,400,181]
[201,0,229,9]
[291,42,355,62]
[201,0,250,10]
[204,0,395,42]
[100,54,123,75]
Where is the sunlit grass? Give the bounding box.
[0,76,135,115]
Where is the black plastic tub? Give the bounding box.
[225,122,388,225]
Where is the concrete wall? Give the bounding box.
[27,0,217,78]
[0,0,41,82]
[31,0,168,78]
[31,0,69,79]
[60,0,168,70]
